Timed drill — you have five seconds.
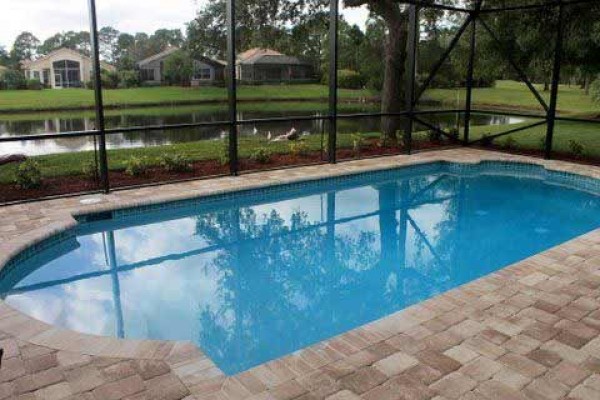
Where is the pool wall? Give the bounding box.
[1,149,600,399]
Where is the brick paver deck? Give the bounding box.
[1,149,600,400]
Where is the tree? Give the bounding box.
[0,46,10,66]
[99,26,120,63]
[345,0,410,140]
[163,50,194,86]
[11,32,40,62]
[37,31,91,56]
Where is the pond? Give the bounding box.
[0,104,525,156]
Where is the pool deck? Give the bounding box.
[1,148,600,400]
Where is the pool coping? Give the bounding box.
[1,148,600,399]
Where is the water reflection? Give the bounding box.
[0,107,524,156]
[3,169,596,374]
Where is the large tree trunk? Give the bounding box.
[381,10,409,142]
[345,1,409,142]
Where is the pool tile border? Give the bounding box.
[1,148,600,400]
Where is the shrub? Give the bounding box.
[3,70,26,90]
[428,130,443,143]
[447,128,460,143]
[101,70,120,89]
[250,147,272,164]
[480,133,494,147]
[502,136,518,149]
[118,70,140,88]
[26,79,42,90]
[591,79,600,103]
[15,159,42,189]
[352,134,365,155]
[337,70,365,90]
[289,141,310,157]
[124,156,150,176]
[568,140,584,158]
[82,160,98,180]
[163,50,194,86]
[218,141,229,166]
[159,153,192,172]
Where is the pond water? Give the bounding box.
[0,105,525,156]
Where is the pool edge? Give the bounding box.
[1,148,600,398]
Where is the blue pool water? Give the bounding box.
[1,162,600,375]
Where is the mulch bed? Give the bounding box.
[3,142,600,204]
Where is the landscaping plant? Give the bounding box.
[82,160,99,181]
[15,159,42,189]
[159,153,192,172]
[568,140,585,158]
[124,156,150,176]
[502,136,518,150]
[289,141,310,157]
[352,133,365,156]
[250,147,272,164]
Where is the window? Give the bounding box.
[194,65,212,80]
[43,69,50,85]
[33,71,40,80]
[140,68,155,81]
[52,60,81,88]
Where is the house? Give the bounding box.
[236,48,315,84]
[21,48,115,89]
[137,47,226,86]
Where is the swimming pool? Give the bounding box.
[1,161,599,375]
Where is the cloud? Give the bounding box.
[0,0,199,49]
[1,0,369,50]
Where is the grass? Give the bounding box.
[469,120,600,155]
[2,119,599,185]
[3,118,598,185]
[0,132,376,184]
[0,85,377,112]
[426,80,600,117]
[0,101,375,123]
[1,80,598,117]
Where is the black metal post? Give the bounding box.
[479,18,549,112]
[404,5,419,154]
[88,0,109,193]
[328,0,339,164]
[415,15,473,104]
[227,0,239,175]
[545,1,564,159]
[464,4,481,145]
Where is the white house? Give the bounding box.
[21,48,115,89]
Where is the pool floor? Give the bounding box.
[2,160,600,375]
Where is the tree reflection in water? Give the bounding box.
[192,175,460,372]
[4,168,600,374]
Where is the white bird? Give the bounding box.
[253,127,259,135]
[267,131,272,141]
[271,134,289,142]
[286,127,298,140]
[219,130,227,140]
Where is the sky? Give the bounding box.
[0,0,369,50]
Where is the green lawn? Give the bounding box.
[3,119,599,185]
[0,80,598,117]
[0,85,377,113]
[0,133,372,184]
[469,120,600,155]
[427,80,600,117]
